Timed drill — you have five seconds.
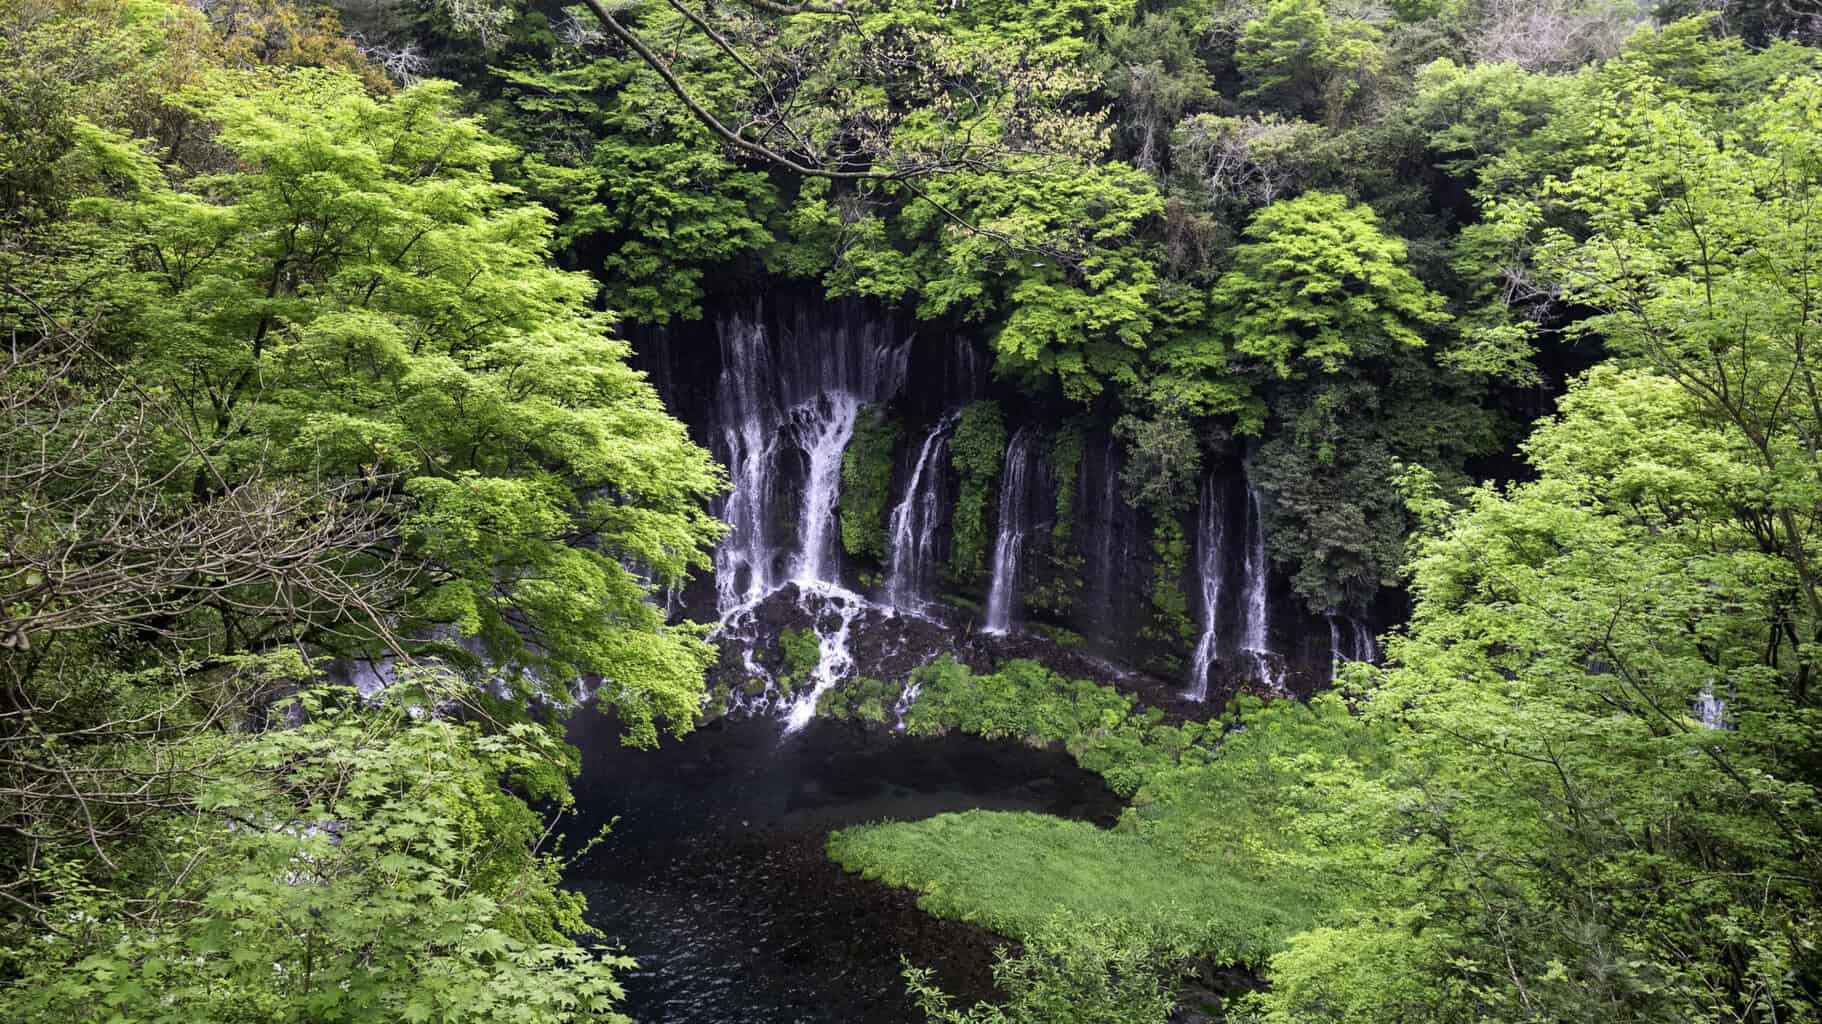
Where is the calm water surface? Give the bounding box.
[562,711,1120,1024]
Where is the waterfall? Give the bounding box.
[789,394,863,585]
[1352,617,1378,663]
[1694,686,1729,730]
[706,302,911,726]
[1092,434,1124,627]
[883,410,961,613]
[1239,482,1284,690]
[892,675,922,731]
[1185,476,1227,702]
[983,427,1040,635]
[713,315,783,612]
[1327,610,1378,680]
[711,304,910,614]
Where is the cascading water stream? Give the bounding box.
[983,427,1040,635]
[781,582,867,731]
[713,316,783,612]
[1239,481,1285,690]
[883,410,961,614]
[790,394,863,585]
[1185,476,1227,702]
[1326,610,1378,680]
[1694,685,1730,730]
[703,304,911,727]
[1092,434,1125,628]
[891,676,922,731]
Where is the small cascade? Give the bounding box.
[782,582,867,732]
[883,410,962,613]
[983,427,1040,635]
[891,676,922,731]
[945,336,988,402]
[1326,610,1378,680]
[1090,434,1126,627]
[1239,482,1285,690]
[1185,476,1228,702]
[1351,617,1379,663]
[1694,686,1729,730]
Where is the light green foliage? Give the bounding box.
[1253,67,1822,1022]
[0,6,721,1019]
[815,676,900,723]
[859,162,1167,400]
[902,658,1212,796]
[839,404,903,561]
[1236,0,1385,126]
[1410,57,1572,183]
[1124,695,1396,931]
[832,660,1343,985]
[2,679,632,1024]
[830,811,1289,963]
[47,68,722,743]
[836,676,1348,966]
[776,627,821,693]
[906,925,1182,1024]
[947,401,1009,581]
[1212,191,1448,379]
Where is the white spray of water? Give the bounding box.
[705,305,911,727]
[781,582,868,732]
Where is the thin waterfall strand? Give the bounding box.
[983,427,1040,635]
[1185,476,1227,701]
[884,410,961,613]
[1240,482,1284,690]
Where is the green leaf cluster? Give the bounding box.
[946,401,1009,581]
[838,403,903,561]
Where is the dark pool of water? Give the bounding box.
[561,710,1121,1024]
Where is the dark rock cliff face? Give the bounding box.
[626,291,1374,708]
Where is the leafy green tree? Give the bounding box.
[1212,191,1448,380]
[5,677,633,1024]
[906,925,1182,1024]
[490,34,776,322]
[1258,65,1822,1024]
[1,6,726,1018]
[795,160,1166,400]
[50,68,724,742]
[1236,0,1385,127]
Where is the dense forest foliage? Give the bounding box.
[5,0,1822,1020]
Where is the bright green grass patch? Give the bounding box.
[828,810,1318,965]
